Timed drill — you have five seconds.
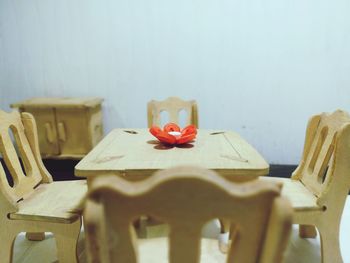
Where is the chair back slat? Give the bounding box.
[0,129,27,184]
[0,110,42,203]
[295,110,350,198]
[85,167,292,263]
[147,97,198,127]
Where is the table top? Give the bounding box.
[75,129,269,181]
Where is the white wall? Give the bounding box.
[1,0,350,164]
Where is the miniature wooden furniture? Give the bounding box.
[84,166,292,263]
[0,110,87,263]
[11,97,104,159]
[75,128,269,241]
[75,129,269,183]
[262,110,350,263]
[147,97,198,127]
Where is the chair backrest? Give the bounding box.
[0,110,52,206]
[292,110,350,205]
[84,166,292,263]
[147,97,198,127]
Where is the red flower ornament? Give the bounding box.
[149,123,197,145]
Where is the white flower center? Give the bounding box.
[168,131,181,138]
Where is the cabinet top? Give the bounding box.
[11,97,104,109]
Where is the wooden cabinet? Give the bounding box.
[11,97,104,159]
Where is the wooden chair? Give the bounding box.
[262,110,350,263]
[147,97,198,127]
[84,166,292,263]
[0,110,86,263]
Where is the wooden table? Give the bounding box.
[75,128,269,240]
[75,128,269,182]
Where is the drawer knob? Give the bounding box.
[58,122,66,142]
[44,123,55,143]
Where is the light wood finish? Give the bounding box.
[10,180,86,223]
[84,166,292,263]
[11,97,103,108]
[75,129,269,182]
[11,97,104,159]
[8,197,350,262]
[262,110,350,263]
[0,110,86,263]
[147,97,198,127]
[9,196,350,262]
[76,128,269,242]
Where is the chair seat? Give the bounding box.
[261,177,321,211]
[10,180,87,223]
[138,237,225,263]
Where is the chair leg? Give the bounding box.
[0,232,16,263]
[219,219,231,233]
[136,216,148,238]
[26,232,45,241]
[54,220,81,263]
[318,224,343,263]
[299,224,317,238]
[218,219,232,254]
